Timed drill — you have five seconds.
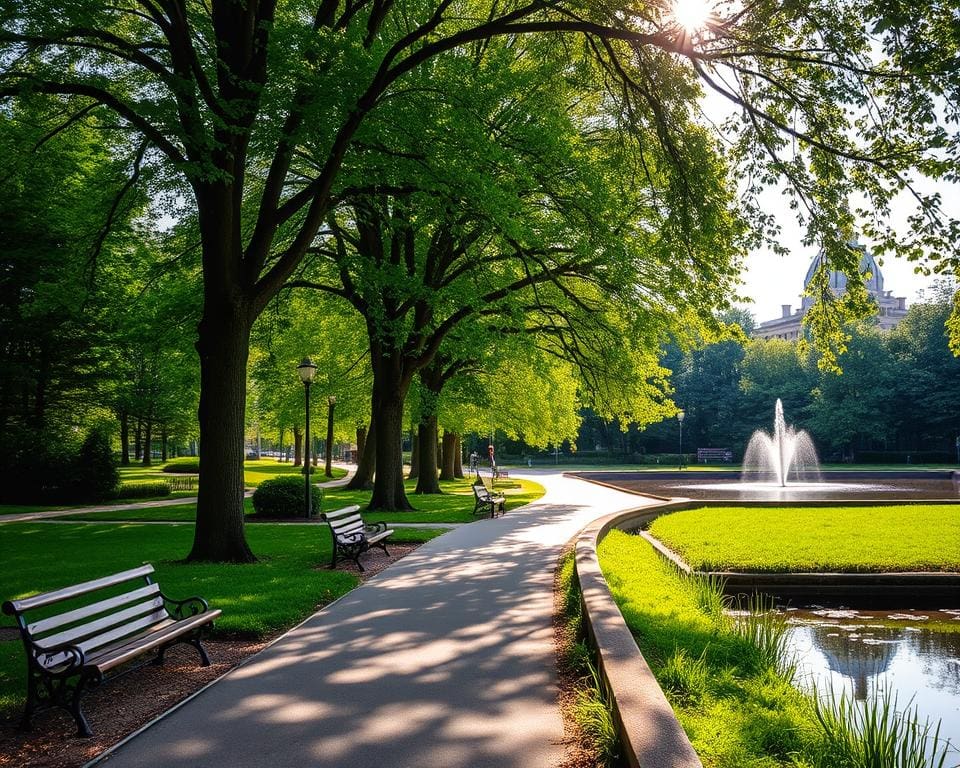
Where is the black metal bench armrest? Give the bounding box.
[34,642,86,675]
[337,530,366,544]
[160,594,211,620]
[365,521,389,535]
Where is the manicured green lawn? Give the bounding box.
[242,459,347,486]
[0,521,443,713]
[66,476,545,524]
[599,531,820,767]
[648,505,960,573]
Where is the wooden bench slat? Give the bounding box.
[366,530,393,545]
[35,596,166,650]
[28,584,161,636]
[330,516,363,531]
[89,610,222,674]
[74,610,171,657]
[3,565,155,614]
[324,505,360,520]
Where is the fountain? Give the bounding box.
[742,399,822,486]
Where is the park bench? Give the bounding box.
[472,476,506,518]
[492,466,510,479]
[2,564,220,737]
[322,504,394,571]
[696,447,733,463]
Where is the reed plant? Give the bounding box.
[731,592,796,680]
[813,686,953,768]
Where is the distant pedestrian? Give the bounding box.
[487,443,495,467]
[469,451,479,473]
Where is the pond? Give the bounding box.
[783,607,960,757]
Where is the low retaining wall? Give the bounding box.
[575,502,702,768]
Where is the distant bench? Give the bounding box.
[472,477,506,518]
[2,564,220,737]
[322,505,394,571]
[696,448,733,463]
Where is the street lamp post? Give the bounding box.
[325,395,336,478]
[677,409,685,470]
[297,358,317,518]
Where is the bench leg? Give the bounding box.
[70,674,96,738]
[187,636,212,667]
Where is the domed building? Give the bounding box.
[754,240,908,341]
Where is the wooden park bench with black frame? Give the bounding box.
[322,504,394,571]
[1,564,220,737]
[472,476,506,518]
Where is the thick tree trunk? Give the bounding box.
[453,434,464,479]
[355,426,366,464]
[440,430,457,481]
[293,426,302,466]
[408,426,420,479]
[346,416,375,490]
[120,411,130,466]
[278,426,285,462]
[188,296,255,563]
[161,426,168,462]
[368,354,413,511]
[142,419,152,466]
[414,416,441,493]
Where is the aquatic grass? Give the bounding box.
[730,593,796,681]
[686,571,730,621]
[659,647,710,705]
[812,687,953,768]
[648,505,960,573]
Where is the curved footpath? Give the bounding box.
[95,472,653,768]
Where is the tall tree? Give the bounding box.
[4,0,957,558]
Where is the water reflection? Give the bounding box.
[784,608,960,752]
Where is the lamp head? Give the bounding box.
[677,409,685,423]
[297,358,317,384]
[328,395,337,405]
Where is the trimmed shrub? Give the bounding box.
[163,457,200,473]
[113,481,172,499]
[71,430,120,501]
[252,475,322,518]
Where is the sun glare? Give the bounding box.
[671,0,713,33]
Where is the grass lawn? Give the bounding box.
[648,504,960,573]
[0,521,444,713]
[67,476,546,524]
[599,530,821,767]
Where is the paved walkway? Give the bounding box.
[97,472,654,768]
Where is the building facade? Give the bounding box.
[753,241,908,341]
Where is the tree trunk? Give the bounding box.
[134,419,142,461]
[188,298,255,563]
[368,353,413,511]
[453,434,464,479]
[440,430,457,481]
[414,415,441,493]
[408,426,420,479]
[325,400,335,478]
[346,416,375,490]
[355,425,366,464]
[278,426,285,462]
[142,419,152,466]
[161,426,168,462]
[293,425,302,466]
[120,411,130,466]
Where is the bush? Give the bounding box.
[251,475,322,518]
[163,457,200,473]
[113,481,172,499]
[70,430,120,501]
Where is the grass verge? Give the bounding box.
[556,549,621,767]
[0,521,442,714]
[598,530,956,767]
[648,505,960,573]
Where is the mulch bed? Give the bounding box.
[0,543,423,768]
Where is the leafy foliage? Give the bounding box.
[251,475,323,518]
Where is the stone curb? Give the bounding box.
[575,500,703,768]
